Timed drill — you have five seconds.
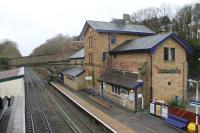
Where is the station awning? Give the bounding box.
[63,67,85,77]
[98,70,143,90]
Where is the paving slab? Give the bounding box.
[6,96,25,133]
[51,82,135,133]
[52,82,184,133]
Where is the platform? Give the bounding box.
[6,96,25,133]
[50,81,135,133]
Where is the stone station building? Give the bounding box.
[61,48,85,90]
[78,14,192,111]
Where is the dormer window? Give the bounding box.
[111,34,117,44]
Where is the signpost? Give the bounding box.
[189,99,200,133]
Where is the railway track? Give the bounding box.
[25,74,53,133]
[25,69,74,133]
[25,68,110,133]
[31,68,111,133]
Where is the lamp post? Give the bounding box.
[188,79,199,133]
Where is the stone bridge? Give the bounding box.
[7,51,76,67]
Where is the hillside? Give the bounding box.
[31,34,83,56]
[0,40,21,58]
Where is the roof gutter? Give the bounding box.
[96,29,156,36]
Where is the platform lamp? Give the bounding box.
[188,79,199,133]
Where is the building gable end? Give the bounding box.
[150,33,192,54]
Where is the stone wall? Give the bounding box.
[83,25,188,106]
[83,26,143,89]
[111,53,150,72]
[103,82,135,111]
[152,38,187,103]
[8,51,75,66]
[69,58,84,67]
[64,74,85,90]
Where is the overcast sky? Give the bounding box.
[0,0,199,56]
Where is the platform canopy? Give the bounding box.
[63,67,85,77]
[0,67,24,98]
[98,70,143,90]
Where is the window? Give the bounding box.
[168,82,171,85]
[102,52,108,63]
[120,88,129,95]
[164,47,169,61]
[112,85,120,95]
[170,48,175,61]
[113,53,117,59]
[111,34,117,44]
[89,37,93,48]
[111,85,129,95]
[112,86,115,93]
[89,53,93,64]
[88,53,93,64]
[91,53,93,64]
[88,54,90,64]
[81,60,83,66]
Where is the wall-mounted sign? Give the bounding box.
[138,94,143,98]
[157,68,181,74]
[85,76,92,80]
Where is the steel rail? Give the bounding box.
[29,69,76,133]
[32,70,95,133]
[27,71,53,133]
[24,76,35,133]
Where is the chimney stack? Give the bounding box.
[123,14,130,22]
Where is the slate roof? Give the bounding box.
[80,20,155,37]
[111,32,192,54]
[0,67,24,82]
[98,70,143,90]
[70,48,84,59]
[64,67,84,77]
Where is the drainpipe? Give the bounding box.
[108,34,111,52]
[135,89,138,112]
[101,82,104,96]
[149,53,153,100]
[7,97,11,107]
[182,61,185,102]
[0,98,3,109]
[108,34,111,67]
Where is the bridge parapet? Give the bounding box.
[8,51,76,66]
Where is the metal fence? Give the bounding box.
[82,88,112,106]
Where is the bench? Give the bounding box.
[164,114,188,129]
